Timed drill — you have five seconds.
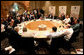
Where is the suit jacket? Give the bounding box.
[14,19,21,27]
[48,14,53,19]
[2,21,8,30]
[70,23,80,33]
[61,15,65,20]
[31,17,35,20]
[2,21,8,26]
[7,28,21,44]
[40,9,44,14]
[1,31,7,41]
[37,14,41,19]
[25,17,29,21]
[53,16,58,19]
[56,17,62,20]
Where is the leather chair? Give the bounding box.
[19,37,34,54]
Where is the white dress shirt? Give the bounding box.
[1,24,5,32]
[34,10,37,14]
[46,31,64,45]
[63,18,71,24]
[47,28,74,41]
[47,31,64,38]
[22,17,25,22]
[63,28,74,41]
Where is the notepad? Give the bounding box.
[76,49,83,54]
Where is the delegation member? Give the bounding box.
[63,15,71,24]
[47,26,74,54]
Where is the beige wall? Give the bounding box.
[30,1,83,19]
[1,1,83,19]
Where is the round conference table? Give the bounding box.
[16,19,67,38]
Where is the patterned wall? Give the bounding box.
[1,1,83,19]
[30,1,83,19]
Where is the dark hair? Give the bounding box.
[70,17,74,25]
[77,19,80,23]
[70,17,74,21]
[52,26,57,32]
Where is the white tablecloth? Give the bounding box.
[16,19,66,38]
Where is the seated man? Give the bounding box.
[25,14,30,21]
[61,13,65,20]
[2,18,8,30]
[70,20,80,33]
[47,26,74,54]
[1,24,16,54]
[1,23,7,40]
[37,12,41,19]
[48,13,53,19]
[69,17,75,25]
[47,27,64,38]
[70,19,81,42]
[21,15,26,22]
[8,19,15,29]
[63,15,71,24]
[14,16,21,27]
[47,26,74,42]
[14,27,34,54]
[44,14,49,19]
[56,14,62,20]
[2,18,8,27]
[52,14,58,19]
[1,24,5,33]
[6,27,21,51]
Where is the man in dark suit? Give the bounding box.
[6,27,21,50]
[53,15,58,19]
[69,17,74,25]
[61,14,65,20]
[3,18,8,26]
[14,16,21,27]
[70,20,81,42]
[2,18,8,30]
[40,8,45,17]
[40,8,44,14]
[48,13,53,19]
[52,14,58,19]
[1,24,7,41]
[37,12,41,19]
[7,16,12,23]
[56,15,62,20]
[47,26,74,54]
[8,19,15,29]
[25,15,30,21]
